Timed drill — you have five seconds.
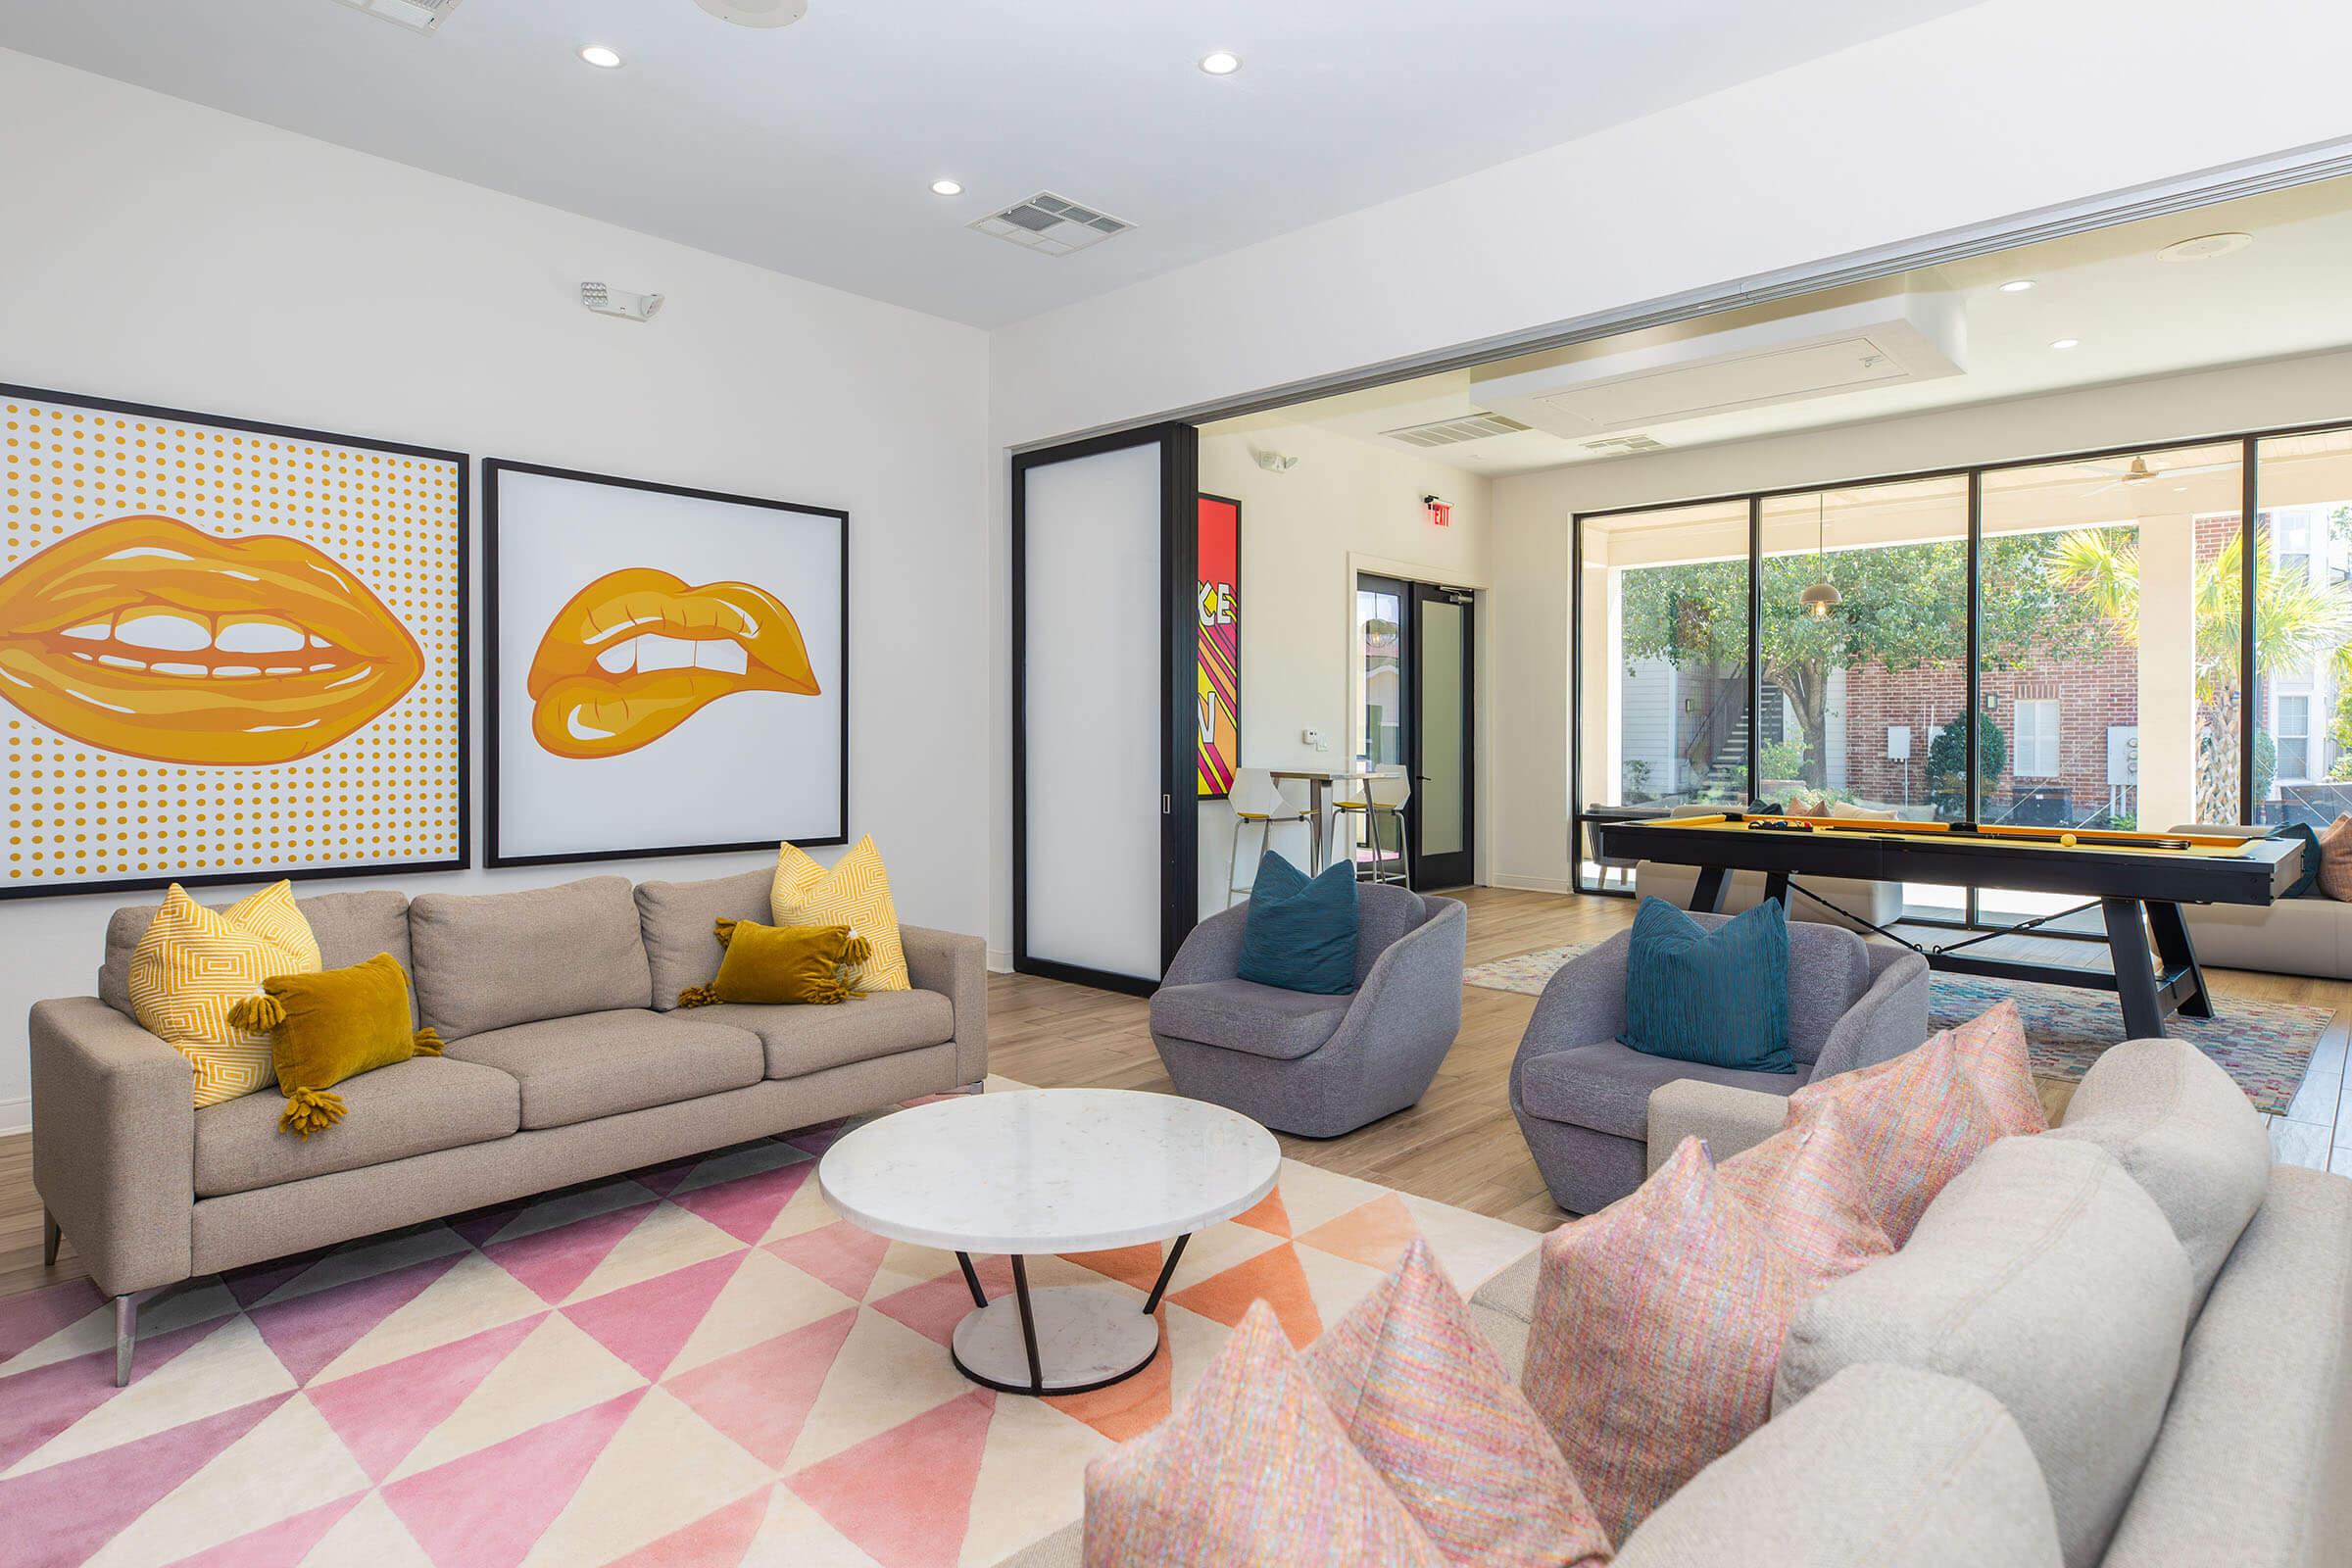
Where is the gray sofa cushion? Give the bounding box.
[634,867,774,1012]
[695,991,956,1079]
[2046,1037,2272,1309]
[1775,1136,2190,1568]
[194,1058,519,1198]
[100,889,415,1020]
[410,876,654,1039]
[1519,1041,1808,1141]
[445,1008,760,1130]
[2103,1167,2352,1567]
[1149,979,1352,1061]
[1617,1364,2061,1567]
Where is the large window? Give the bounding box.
[2253,427,2352,826]
[1576,500,1749,890]
[1572,422,2347,925]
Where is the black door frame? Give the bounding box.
[1408,582,1478,889]
[1010,423,1200,995]
[1355,572,1478,891]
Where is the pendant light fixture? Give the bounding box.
[1799,492,1842,618]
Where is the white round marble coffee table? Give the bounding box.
[816,1088,1280,1396]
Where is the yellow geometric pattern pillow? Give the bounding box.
[770,837,909,992]
[127,882,323,1106]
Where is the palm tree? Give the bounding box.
[2048,526,2352,820]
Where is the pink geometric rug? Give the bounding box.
[0,1088,1537,1568]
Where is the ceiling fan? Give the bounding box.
[2079,454,2235,496]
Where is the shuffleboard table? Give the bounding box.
[1593,812,2302,1040]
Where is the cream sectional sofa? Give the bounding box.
[1011,1036,2352,1566]
[30,868,986,1384]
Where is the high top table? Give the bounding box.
[1268,766,1385,872]
[816,1088,1280,1395]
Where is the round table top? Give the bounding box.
[816,1089,1281,1253]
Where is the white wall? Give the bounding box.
[984,0,2352,951]
[1194,423,1492,914]
[0,49,991,1132]
[1486,345,2352,893]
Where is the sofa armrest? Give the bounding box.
[1320,898,1467,1057]
[899,926,987,1086]
[1808,949,1931,1082]
[29,998,196,1297]
[1646,1078,1788,1172]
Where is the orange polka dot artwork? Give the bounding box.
[0,386,464,894]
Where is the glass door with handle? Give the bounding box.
[1354,574,1476,890]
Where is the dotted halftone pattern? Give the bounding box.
[1,395,462,890]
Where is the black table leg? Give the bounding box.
[2102,896,2168,1040]
[955,1250,987,1309]
[1141,1234,1190,1315]
[1009,1255,1043,1394]
[1761,871,1790,909]
[1689,865,1729,912]
[2145,899,2214,1020]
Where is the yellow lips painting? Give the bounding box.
[0,387,466,895]
[525,567,818,759]
[0,514,424,765]
[485,461,846,865]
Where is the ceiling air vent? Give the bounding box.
[1583,434,1667,455]
[971,193,1133,257]
[1381,413,1531,449]
[328,0,465,32]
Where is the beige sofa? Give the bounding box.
[1013,1037,2352,1566]
[30,868,986,1384]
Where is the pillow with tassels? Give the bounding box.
[676,919,869,1007]
[226,952,443,1138]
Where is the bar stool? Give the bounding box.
[1227,769,1315,906]
[1329,768,1412,889]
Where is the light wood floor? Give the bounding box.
[6,885,2349,1301]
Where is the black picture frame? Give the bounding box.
[0,380,469,902]
[483,458,850,869]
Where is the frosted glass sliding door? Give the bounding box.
[1013,426,1198,992]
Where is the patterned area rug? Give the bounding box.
[0,1082,1536,1568]
[1465,944,2328,1116]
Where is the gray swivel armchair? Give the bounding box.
[1150,885,1467,1137]
[1509,910,1930,1214]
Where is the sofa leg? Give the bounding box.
[114,1295,137,1388]
[42,1207,60,1268]
[955,1081,985,1096]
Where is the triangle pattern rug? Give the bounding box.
[1465,940,2327,1115]
[0,1081,1538,1568]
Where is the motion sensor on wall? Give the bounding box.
[581,282,664,322]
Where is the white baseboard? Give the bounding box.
[0,1095,27,1137]
[1489,872,1578,895]
[987,949,1013,974]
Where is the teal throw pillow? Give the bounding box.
[1238,852,1359,995]
[2272,822,2323,899]
[1618,895,1793,1074]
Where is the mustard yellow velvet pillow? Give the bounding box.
[677,919,870,1007]
[226,953,443,1138]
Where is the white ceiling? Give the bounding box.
[1221,176,2352,473]
[0,0,1979,327]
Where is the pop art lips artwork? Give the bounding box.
[526,567,819,759]
[0,515,425,766]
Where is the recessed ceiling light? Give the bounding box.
[2051,338,2081,351]
[1998,278,2035,293]
[1200,51,1242,75]
[930,179,963,197]
[579,44,622,69]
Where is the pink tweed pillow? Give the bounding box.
[1084,1300,1444,1567]
[1303,1238,1613,1567]
[1715,1104,1892,1286]
[1941,999,2047,1136]
[1785,1027,2004,1246]
[1520,1138,1805,1542]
